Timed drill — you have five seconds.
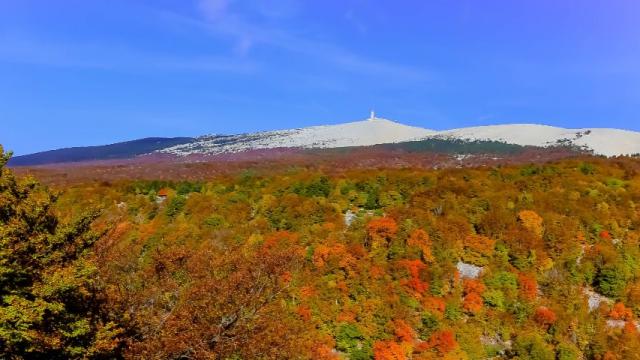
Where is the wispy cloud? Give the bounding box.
[159,0,432,82]
[0,31,257,73]
[197,0,231,20]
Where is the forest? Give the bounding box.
[2,144,640,359]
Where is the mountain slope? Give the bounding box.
[8,137,195,166]
[8,117,640,166]
[430,124,640,157]
[159,117,436,156]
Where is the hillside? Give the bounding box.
[6,151,640,359]
[7,117,640,166]
[7,137,194,166]
[159,116,435,156]
[433,124,640,157]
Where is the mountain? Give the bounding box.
[159,118,640,158]
[159,116,435,156]
[433,124,640,157]
[8,137,194,166]
[8,116,640,166]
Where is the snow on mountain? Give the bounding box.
[157,115,640,157]
[430,124,640,157]
[160,116,436,156]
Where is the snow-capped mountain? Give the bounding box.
[431,124,640,157]
[159,115,436,156]
[9,115,640,166]
[160,116,640,157]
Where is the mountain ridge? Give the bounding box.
[8,137,195,166]
[8,117,640,166]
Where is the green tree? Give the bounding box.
[595,263,629,299]
[513,333,555,360]
[0,146,122,358]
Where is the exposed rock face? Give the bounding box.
[583,287,612,312]
[456,261,483,279]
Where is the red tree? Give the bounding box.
[393,320,415,342]
[518,274,538,301]
[534,306,557,327]
[399,259,428,295]
[373,340,406,360]
[463,292,483,314]
[427,330,457,354]
[610,302,633,321]
[463,279,486,295]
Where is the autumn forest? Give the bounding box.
[3,146,640,359]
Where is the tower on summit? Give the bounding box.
[369,110,376,121]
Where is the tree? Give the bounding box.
[393,319,415,343]
[125,230,310,359]
[518,273,538,301]
[609,302,633,321]
[463,292,483,314]
[373,340,406,360]
[425,330,457,355]
[513,333,555,360]
[518,210,544,238]
[367,217,398,250]
[595,264,629,298]
[399,259,428,295]
[534,307,557,327]
[463,279,485,314]
[462,234,495,265]
[463,279,486,295]
[0,146,123,358]
[407,229,433,262]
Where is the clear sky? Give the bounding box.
[1,0,639,155]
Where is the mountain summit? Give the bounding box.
[159,116,436,156]
[8,115,640,166]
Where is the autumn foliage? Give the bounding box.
[407,229,433,262]
[399,259,428,295]
[609,302,633,321]
[518,210,544,238]
[425,330,458,355]
[373,340,406,360]
[393,319,415,343]
[518,273,538,301]
[462,279,486,314]
[534,306,557,327]
[367,217,399,249]
[6,146,640,359]
[463,234,496,265]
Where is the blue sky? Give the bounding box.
[1,0,639,155]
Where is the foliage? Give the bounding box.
[8,150,640,358]
[595,263,629,298]
[534,306,557,327]
[513,333,555,360]
[336,323,372,359]
[0,146,123,358]
[165,195,187,217]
